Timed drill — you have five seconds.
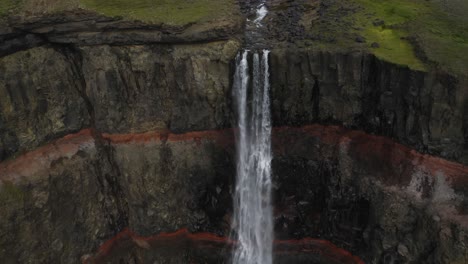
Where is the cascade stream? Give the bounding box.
[231,49,273,264]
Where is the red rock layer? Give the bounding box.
[82,228,364,264]
[1,125,467,191]
[0,128,234,183]
[273,125,468,190]
[1,126,467,262]
[0,129,96,183]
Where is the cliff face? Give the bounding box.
[0,47,89,161]
[0,129,235,263]
[1,127,467,263]
[0,40,239,161]
[0,1,467,263]
[270,50,467,162]
[271,125,468,263]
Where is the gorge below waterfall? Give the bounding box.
[0,0,467,263]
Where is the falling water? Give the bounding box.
[232,50,273,264]
[254,4,268,26]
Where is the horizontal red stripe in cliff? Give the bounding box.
[101,129,234,145]
[273,125,468,188]
[82,228,364,264]
[1,125,467,190]
[0,129,95,183]
[0,128,234,183]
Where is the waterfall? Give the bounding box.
[232,50,273,264]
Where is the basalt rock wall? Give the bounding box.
[2,46,466,163]
[270,50,467,162]
[0,130,235,263]
[0,40,239,161]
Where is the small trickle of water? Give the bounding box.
[254,4,268,26]
[231,50,273,264]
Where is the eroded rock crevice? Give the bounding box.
[64,46,130,234]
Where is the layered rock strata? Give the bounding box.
[1,126,466,263]
[0,40,239,161]
[0,8,243,56]
[0,1,467,263]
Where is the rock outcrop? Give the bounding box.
[0,6,243,56]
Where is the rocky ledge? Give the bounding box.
[0,7,243,56]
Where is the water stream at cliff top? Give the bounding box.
[231,50,273,264]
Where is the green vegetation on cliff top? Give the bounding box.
[356,0,467,74]
[354,0,428,71]
[2,0,466,75]
[310,0,467,74]
[79,0,236,25]
[0,0,236,26]
[0,0,17,17]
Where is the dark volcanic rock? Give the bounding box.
[0,40,239,161]
[0,9,243,55]
[269,50,467,162]
[0,47,90,161]
[1,127,467,263]
[355,36,366,43]
[0,129,236,263]
[271,125,468,263]
[78,42,238,133]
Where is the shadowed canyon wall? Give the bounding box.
[0,1,467,263]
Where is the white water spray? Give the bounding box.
[232,50,273,264]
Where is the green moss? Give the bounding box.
[5,0,237,26]
[0,0,20,17]
[78,0,236,25]
[352,0,429,70]
[0,182,25,205]
[303,0,466,74]
[354,0,467,74]
[363,26,426,71]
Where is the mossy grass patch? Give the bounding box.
[79,0,236,26]
[304,0,467,75]
[0,0,20,17]
[354,0,467,74]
